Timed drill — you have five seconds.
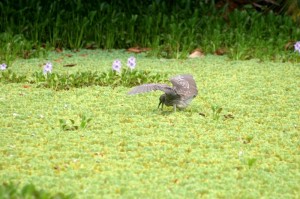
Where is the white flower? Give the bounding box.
[0,63,7,70]
[112,59,122,73]
[127,56,136,70]
[294,41,300,53]
[43,62,53,74]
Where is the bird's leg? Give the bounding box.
[173,104,176,112]
[158,101,164,110]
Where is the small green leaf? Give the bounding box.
[216,107,223,114]
[80,121,87,128]
[247,158,257,168]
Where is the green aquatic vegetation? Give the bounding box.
[211,104,223,121]
[0,69,27,83]
[0,182,74,199]
[0,68,167,90]
[0,52,299,198]
[59,114,92,131]
[31,69,167,90]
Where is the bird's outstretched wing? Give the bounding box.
[127,83,175,95]
[170,74,198,99]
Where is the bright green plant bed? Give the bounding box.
[0,50,299,198]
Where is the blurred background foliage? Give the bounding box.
[0,0,300,61]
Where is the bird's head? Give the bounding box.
[158,94,166,109]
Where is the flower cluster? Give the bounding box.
[127,56,136,70]
[112,59,122,73]
[294,41,300,54]
[112,56,136,72]
[0,63,7,70]
[43,62,53,74]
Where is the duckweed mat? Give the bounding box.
[0,50,300,198]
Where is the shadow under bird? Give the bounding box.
[128,74,198,111]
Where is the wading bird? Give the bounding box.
[128,74,198,111]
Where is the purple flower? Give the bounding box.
[0,63,7,70]
[294,41,300,53]
[127,56,136,70]
[43,62,53,74]
[112,59,122,73]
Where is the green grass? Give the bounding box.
[0,51,300,198]
[1,1,300,62]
